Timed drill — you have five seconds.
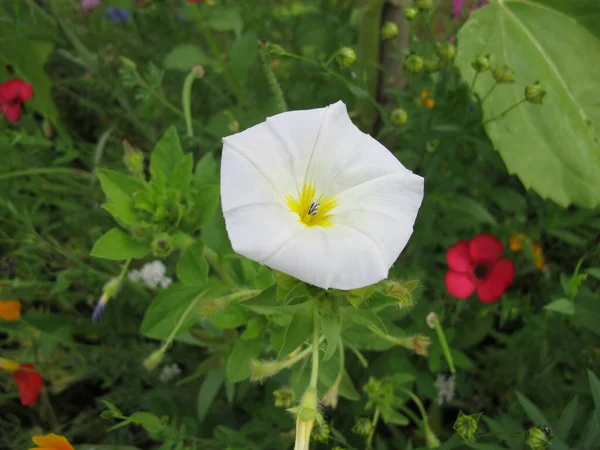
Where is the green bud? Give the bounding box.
[381,22,400,40]
[42,120,54,138]
[403,7,418,21]
[404,53,424,73]
[415,0,433,11]
[268,43,286,56]
[250,359,280,381]
[471,55,491,73]
[437,42,457,61]
[120,56,137,70]
[352,417,373,437]
[424,57,441,73]
[453,411,482,442]
[526,426,552,450]
[103,277,121,299]
[143,348,165,371]
[336,47,356,68]
[525,81,546,105]
[123,140,145,177]
[492,64,516,83]
[346,285,376,308]
[382,280,419,308]
[228,120,240,133]
[312,423,331,442]
[273,388,295,408]
[389,108,408,127]
[152,233,173,257]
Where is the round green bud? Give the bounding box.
[123,140,145,177]
[381,22,400,40]
[404,53,424,73]
[403,7,418,21]
[526,426,551,450]
[336,47,356,68]
[492,64,516,83]
[352,418,373,437]
[525,81,546,105]
[152,233,173,257]
[453,411,481,442]
[437,42,457,61]
[312,423,331,442]
[424,57,441,73]
[471,55,490,73]
[273,388,295,408]
[389,108,408,126]
[415,0,434,11]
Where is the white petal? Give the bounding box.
[332,171,424,267]
[264,226,388,290]
[224,203,304,263]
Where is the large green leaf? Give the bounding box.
[90,228,149,260]
[456,0,600,207]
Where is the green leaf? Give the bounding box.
[381,407,409,425]
[209,302,251,329]
[589,370,600,412]
[168,153,194,194]
[177,239,209,286]
[516,392,548,425]
[128,412,164,434]
[192,184,220,227]
[342,308,387,336]
[345,285,376,308]
[227,336,263,382]
[78,446,141,450]
[277,302,314,359]
[197,369,224,422]
[240,317,266,340]
[447,196,497,226]
[90,228,149,260]
[97,169,145,201]
[321,314,341,361]
[150,127,185,179]
[544,298,575,315]
[555,396,578,441]
[228,32,258,86]
[164,44,212,72]
[456,1,600,207]
[205,6,243,33]
[141,283,213,339]
[194,153,219,186]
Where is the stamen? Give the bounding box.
[307,199,320,216]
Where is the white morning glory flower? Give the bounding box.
[221,101,424,290]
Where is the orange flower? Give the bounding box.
[0,300,21,321]
[420,90,435,108]
[0,357,20,372]
[30,433,74,450]
[532,244,547,270]
[509,233,526,252]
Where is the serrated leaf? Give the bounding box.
[150,126,184,179]
[90,228,149,260]
[456,1,600,207]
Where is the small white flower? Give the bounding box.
[128,270,141,282]
[129,261,171,290]
[221,101,424,290]
[434,373,456,406]
[159,277,173,289]
[158,363,182,383]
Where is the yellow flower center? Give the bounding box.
[286,183,337,228]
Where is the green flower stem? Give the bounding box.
[400,387,437,445]
[482,98,527,125]
[280,336,326,375]
[424,15,437,43]
[157,293,204,356]
[480,81,498,103]
[366,407,380,450]
[218,289,263,305]
[203,246,239,289]
[433,319,455,374]
[309,309,321,391]
[260,44,288,113]
[469,72,479,93]
[347,342,369,368]
[182,70,198,138]
[0,168,92,181]
[133,70,185,118]
[188,5,244,104]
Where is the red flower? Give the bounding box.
[12,364,43,406]
[445,234,514,303]
[0,78,34,123]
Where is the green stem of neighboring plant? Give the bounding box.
[469,72,479,93]
[203,247,239,289]
[366,407,381,450]
[0,168,92,181]
[182,70,199,138]
[433,319,455,374]
[188,5,244,104]
[260,44,288,113]
[482,98,527,125]
[480,81,498,103]
[400,387,437,446]
[134,71,185,118]
[347,342,369,368]
[309,309,321,391]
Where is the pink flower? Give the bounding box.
[452,0,466,20]
[445,234,515,303]
[81,0,101,10]
[0,78,34,123]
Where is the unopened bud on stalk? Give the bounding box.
[404,53,424,73]
[424,57,441,73]
[273,388,295,408]
[191,65,205,79]
[123,140,144,177]
[143,347,166,371]
[403,7,418,21]
[437,42,457,61]
[426,312,439,329]
[526,426,552,450]
[453,411,482,442]
[352,417,373,437]
[152,233,173,257]
[415,0,434,11]
[390,108,408,126]
[228,120,240,133]
[381,22,400,40]
[471,55,491,73]
[336,47,356,68]
[525,81,546,105]
[493,64,516,83]
[312,423,330,442]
